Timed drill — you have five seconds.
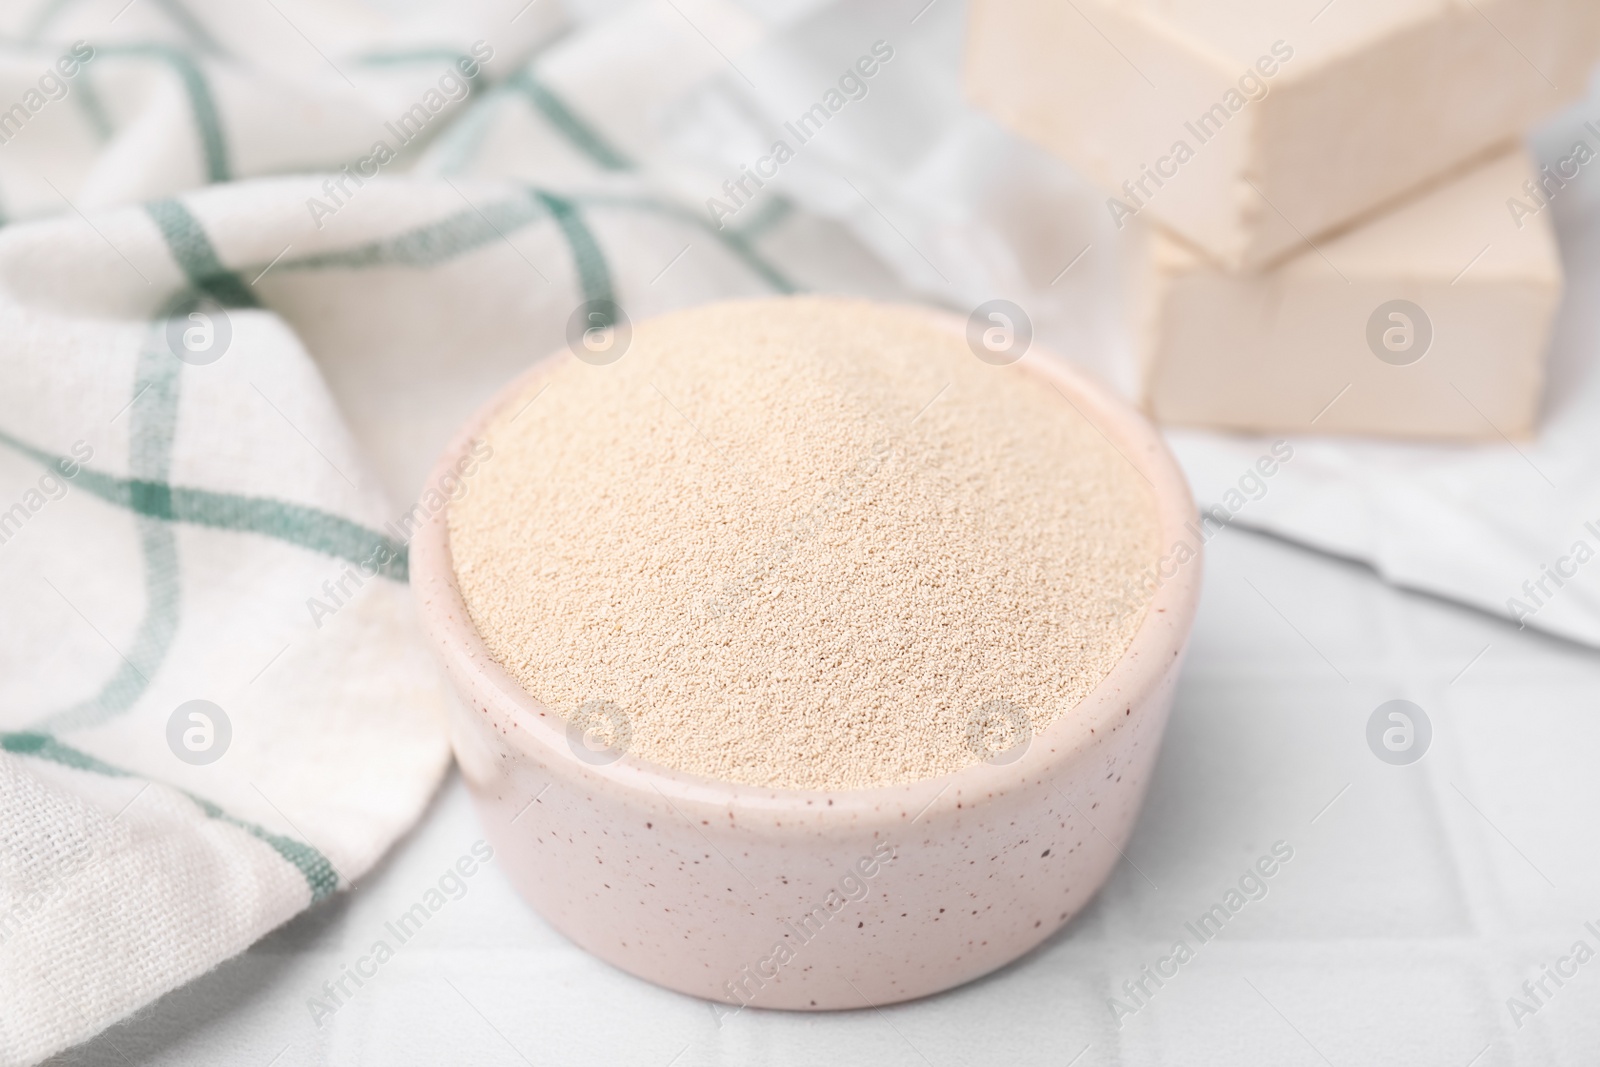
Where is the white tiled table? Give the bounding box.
[52,523,1600,1066]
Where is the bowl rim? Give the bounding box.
[411,298,1203,825]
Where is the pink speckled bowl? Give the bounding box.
[412,305,1201,1011]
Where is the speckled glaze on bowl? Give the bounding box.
[411,306,1202,1011]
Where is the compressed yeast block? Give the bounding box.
[1132,148,1562,440]
[965,0,1600,270]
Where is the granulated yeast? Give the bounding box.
[449,297,1160,791]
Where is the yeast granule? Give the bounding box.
[448,297,1160,791]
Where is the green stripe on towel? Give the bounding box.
[100,47,230,183]
[507,68,631,171]
[37,323,186,733]
[279,199,545,272]
[145,199,258,305]
[0,431,409,580]
[532,189,614,305]
[1,732,340,900]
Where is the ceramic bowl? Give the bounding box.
[411,306,1202,1011]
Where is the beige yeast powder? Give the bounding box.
[448,297,1160,791]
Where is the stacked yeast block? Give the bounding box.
[966,0,1600,438]
[1132,149,1561,438]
